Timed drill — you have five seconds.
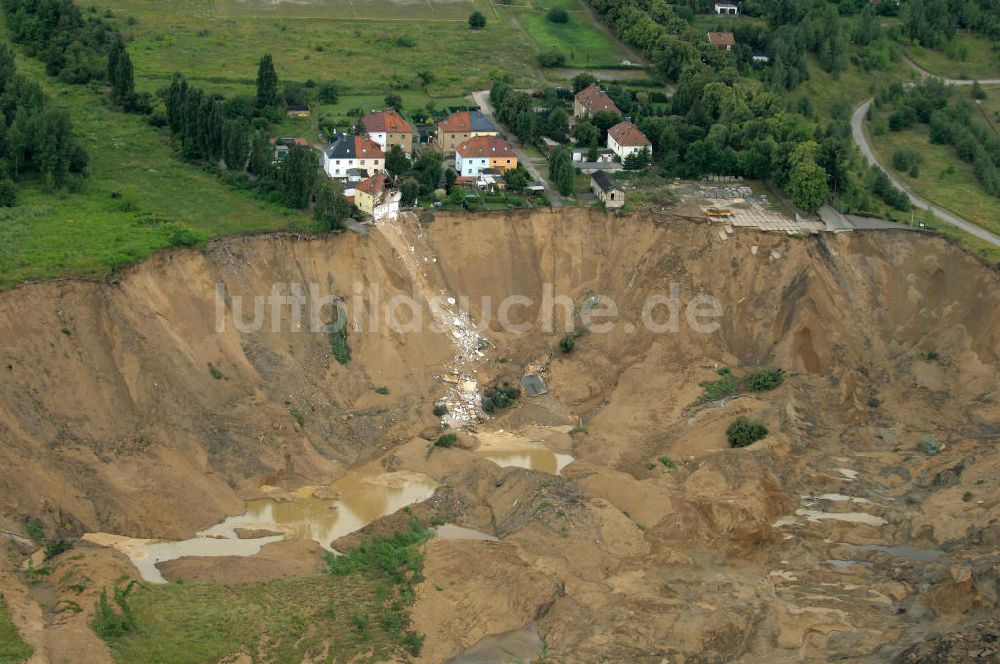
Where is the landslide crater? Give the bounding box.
[2,208,999,662]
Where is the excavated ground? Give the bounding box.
[1,208,999,662]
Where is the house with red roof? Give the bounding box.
[354,173,401,222]
[455,136,517,177]
[707,31,736,51]
[435,109,498,153]
[322,132,385,179]
[606,121,651,161]
[362,109,414,154]
[573,84,621,120]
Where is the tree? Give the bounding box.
[249,130,272,177]
[623,146,650,170]
[468,11,486,29]
[318,82,340,104]
[571,73,598,94]
[400,180,420,206]
[223,117,250,170]
[417,70,435,88]
[444,168,457,192]
[255,54,279,110]
[591,110,621,141]
[384,94,403,111]
[279,146,317,208]
[545,107,569,141]
[385,144,409,178]
[789,160,829,211]
[313,179,353,231]
[572,120,599,147]
[537,51,566,68]
[107,38,134,103]
[352,116,367,136]
[971,80,987,100]
[547,7,569,23]
[549,147,575,196]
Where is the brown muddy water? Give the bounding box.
[473,430,574,475]
[85,467,437,583]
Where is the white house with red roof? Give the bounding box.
[606,121,651,161]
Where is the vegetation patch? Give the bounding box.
[328,318,352,366]
[0,596,33,663]
[482,383,521,414]
[700,367,784,401]
[726,416,769,448]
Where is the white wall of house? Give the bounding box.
[607,135,644,161]
[372,191,402,223]
[368,131,388,151]
[456,153,491,177]
[324,154,384,179]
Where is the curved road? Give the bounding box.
[851,98,1000,248]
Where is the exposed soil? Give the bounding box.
[1,208,999,662]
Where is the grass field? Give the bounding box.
[105,575,400,663]
[89,0,631,102]
[0,597,32,664]
[904,31,1000,80]
[868,120,1000,239]
[0,15,301,289]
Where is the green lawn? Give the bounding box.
[105,575,401,663]
[0,597,32,664]
[514,9,627,67]
[88,0,620,98]
[904,31,1000,80]
[0,16,301,289]
[217,0,491,20]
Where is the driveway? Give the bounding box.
[471,90,563,207]
[851,98,1000,248]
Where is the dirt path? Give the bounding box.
[851,98,1000,248]
[902,55,1000,85]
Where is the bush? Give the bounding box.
[432,403,448,417]
[745,367,784,392]
[916,435,942,455]
[658,456,676,469]
[891,147,923,173]
[374,386,390,395]
[537,51,567,68]
[91,582,138,640]
[700,375,737,400]
[328,319,351,365]
[559,336,576,353]
[468,11,486,29]
[547,7,569,23]
[208,363,224,380]
[482,384,520,413]
[726,416,768,448]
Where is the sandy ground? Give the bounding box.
[1,209,999,662]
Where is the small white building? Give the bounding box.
[572,147,615,163]
[714,2,738,14]
[591,170,624,208]
[606,121,651,161]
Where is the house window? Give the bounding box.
[360,160,365,165]
[336,160,341,165]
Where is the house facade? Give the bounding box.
[606,121,651,161]
[573,84,621,120]
[455,136,518,177]
[591,170,624,208]
[354,173,401,222]
[323,132,385,179]
[363,109,414,154]
[436,110,498,153]
[714,2,738,14]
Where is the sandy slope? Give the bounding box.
[1,209,999,662]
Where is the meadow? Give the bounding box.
[904,31,1000,80]
[0,15,302,289]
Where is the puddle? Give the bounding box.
[850,544,945,562]
[446,622,544,664]
[474,430,574,475]
[434,524,498,542]
[825,559,859,569]
[85,467,438,583]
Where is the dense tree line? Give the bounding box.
[0,44,88,204]
[879,78,1000,197]
[3,0,150,111]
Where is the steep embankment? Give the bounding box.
[1,208,999,662]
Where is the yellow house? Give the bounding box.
[436,110,499,153]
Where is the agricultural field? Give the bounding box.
[904,31,1000,80]
[0,16,302,289]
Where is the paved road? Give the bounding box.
[851,98,1000,248]
[471,90,563,207]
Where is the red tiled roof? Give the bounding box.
[607,121,651,147]
[356,173,388,195]
[707,31,735,47]
[354,135,385,159]
[574,84,620,116]
[363,109,413,134]
[439,111,472,132]
[455,136,516,159]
